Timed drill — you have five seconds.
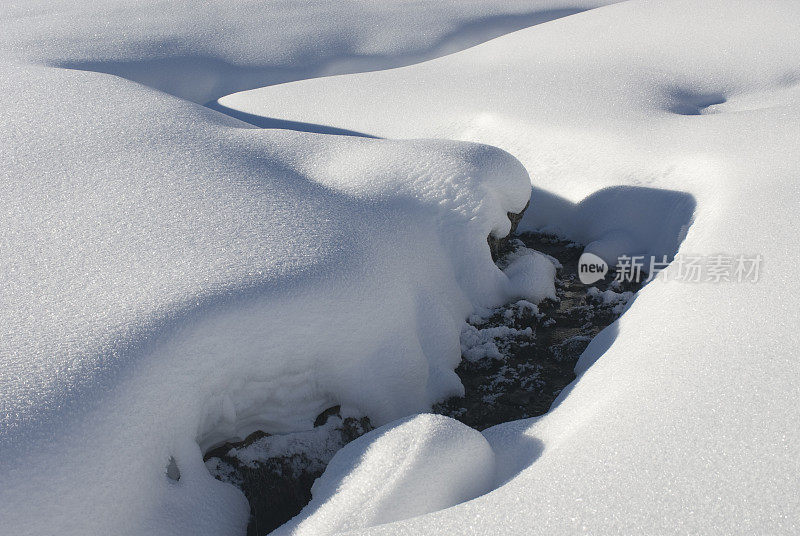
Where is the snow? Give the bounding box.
[204,413,371,490]
[0,0,617,105]
[502,248,558,302]
[219,1,800,534]
[211,415,351,472]
[2,0,799,535]
[586,286,633,315]
[273,414,495,536]
[0,95,529,532]
[0,2,556,534]
[461,324,534,362]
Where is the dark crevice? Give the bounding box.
[203,228,646,535]
[204,407,373,535]
[434,232,644,429]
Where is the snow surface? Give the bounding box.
[273,414,495,536]
[503,248,558,302]
[0,0,617,105]
[221,1,800,534]
[2,0,800,535]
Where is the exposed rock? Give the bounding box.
[488,201,529,261]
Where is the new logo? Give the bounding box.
[578,252,608,285]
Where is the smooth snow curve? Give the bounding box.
[274,414,495,536]
[0,75,531,531]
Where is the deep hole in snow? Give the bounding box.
[202,231,644,535]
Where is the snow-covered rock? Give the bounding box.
[503,248,558,302]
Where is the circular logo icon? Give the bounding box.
[578,252,608,285]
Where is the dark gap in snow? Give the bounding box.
[434,232,644,429]
[203,407,373,536]
[203,233,644,535]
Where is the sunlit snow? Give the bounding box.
[1,1,798,535]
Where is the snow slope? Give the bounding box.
[0,0,617,105]
[0,2,595,534]
[222,1,800,534]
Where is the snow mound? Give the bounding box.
[274,414,495,536]
[502,248,557,302]
[0,60,532,535]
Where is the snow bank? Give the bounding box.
[227,1,800,534]
[274,414,495,536]
[4,0,799,534]
[0,24,538,536]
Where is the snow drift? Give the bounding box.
[0,67,532,532]
[1,1,584,533]
[274,414,495,536]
